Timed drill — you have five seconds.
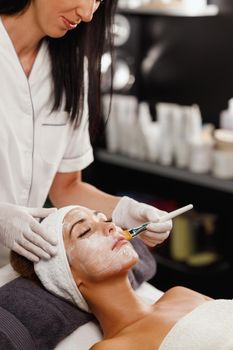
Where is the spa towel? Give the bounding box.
[159,299,233,350]
[35,206,90,312]
[0,277,94,350]
[0,306,36,350]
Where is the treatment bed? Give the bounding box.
[0,263,163,349]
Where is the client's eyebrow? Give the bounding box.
[93,211,111,221]
[69,211,109,238]
[69,217,85,237]
[69,211,98,237]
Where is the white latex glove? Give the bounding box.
[0,203,58,262]
[112,196,172,247]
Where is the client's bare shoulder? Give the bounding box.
[91,287,213,350]
[90,338,129,350]
[155,286,212,306]
[152,285,212,321]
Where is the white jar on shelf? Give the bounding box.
[211,129,233,179]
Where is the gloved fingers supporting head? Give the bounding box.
[13,242,40,263]
[23,227,57,257]
[30,219,58,246]
[16,237,51,260]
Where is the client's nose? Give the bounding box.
[101,222,116,236]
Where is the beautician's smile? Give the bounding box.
[61,16,78,30]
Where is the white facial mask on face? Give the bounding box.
[67,230,139,280]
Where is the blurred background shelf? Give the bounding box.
[96,149,233,194]
[119,4,219,17]
[150,252,233,298]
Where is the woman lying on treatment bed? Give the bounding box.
[11,206,233,350]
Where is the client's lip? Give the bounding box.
[112,236,128,250]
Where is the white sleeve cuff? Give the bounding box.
[57,148,94,173]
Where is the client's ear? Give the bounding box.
[10,251,40,283]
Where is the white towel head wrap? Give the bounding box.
[34,205,90,312]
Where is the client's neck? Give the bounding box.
[82,274,152,338]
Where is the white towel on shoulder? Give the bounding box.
[159,299,233,350]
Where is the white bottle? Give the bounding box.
[220,98,233,130]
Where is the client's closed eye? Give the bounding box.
[79,228,91,238]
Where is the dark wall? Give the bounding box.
[115,10,233,126]
[140,14,233,126]
[209,0,233,13]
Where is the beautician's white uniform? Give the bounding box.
[0,17,93,208]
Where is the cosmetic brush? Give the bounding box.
[123,204,193,240]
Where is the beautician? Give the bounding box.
[0,0,172,264]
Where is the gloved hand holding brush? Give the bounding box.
[112,196,172,247]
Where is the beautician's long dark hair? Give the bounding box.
[0,0,117,138]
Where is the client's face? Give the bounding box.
[62,207,139,281]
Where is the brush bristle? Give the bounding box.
[122,230,132,240]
